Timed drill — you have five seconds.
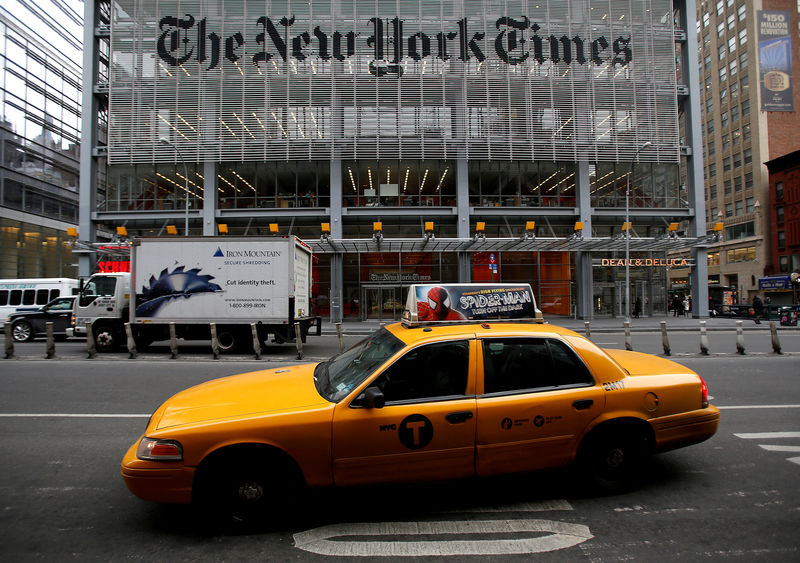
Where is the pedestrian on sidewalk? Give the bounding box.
[633,297,641,319]
[672,295,681,317]
[752,295,763,324]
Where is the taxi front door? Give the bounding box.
[331,339,477,486]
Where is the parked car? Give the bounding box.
[8,296,76,342]
[122,284,720,525]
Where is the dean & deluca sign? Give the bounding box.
[593,258,696,267]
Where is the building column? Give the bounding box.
[679,0,709,318]
[575,161,593,319]
[456,158,471,281]
[202,162,216,235]
[329,159,343,323]
[78,0,100,277]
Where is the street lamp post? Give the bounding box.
[159,138,189,234]
[625,141,652,322]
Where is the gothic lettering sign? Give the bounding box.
[156,15,633,76]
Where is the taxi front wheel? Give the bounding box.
[195,451,300,527]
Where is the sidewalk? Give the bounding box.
[322,315,796,335]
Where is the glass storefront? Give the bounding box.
[592,253,668,318]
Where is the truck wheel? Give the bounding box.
[94,324,119,352]
[216,329,237,353]
[11,320,35,342]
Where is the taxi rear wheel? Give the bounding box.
[580,428,649,494]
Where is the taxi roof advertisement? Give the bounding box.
[410,284,538,322]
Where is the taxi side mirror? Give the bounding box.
[356,386,385,409]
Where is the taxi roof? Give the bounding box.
[385,319,581,347]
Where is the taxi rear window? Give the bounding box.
[482,337,593,393]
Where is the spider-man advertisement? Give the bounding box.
[412,284,537,321]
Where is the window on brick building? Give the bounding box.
[776,181,783,199]
[743,147,751,164]
[733,152,742,168]
[777,206,784,223]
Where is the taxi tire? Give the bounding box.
[11,320,35,342]
[580,429,649,494]
[195,451,300,528]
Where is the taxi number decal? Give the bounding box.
[603,380,625,391]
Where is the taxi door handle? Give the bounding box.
[446,411,473,424]
[572,399,593,410]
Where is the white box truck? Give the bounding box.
[70,236,320,352]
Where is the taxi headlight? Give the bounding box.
[136,437,183,461]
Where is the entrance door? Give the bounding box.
[363,286,403,321]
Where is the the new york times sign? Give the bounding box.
[156,14,633,76]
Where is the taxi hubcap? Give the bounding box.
[237,481,264,502]
[606,448,625,468]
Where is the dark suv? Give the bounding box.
[8,296,76,342]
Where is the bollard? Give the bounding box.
[4,323,14,359]
[210,323,220,359]
[295,322,303,360]
[769,321,782,355]
[125,323,137,359]
[735,320,745,355]
[45,322,55,359]
[86,322,96,359]
[584,321,591,339]
[624,321,632,351]
[251,323,262,360]
[169,322,178,359]
[336,322,344,353]
[699,320,710,356]
[660,321,671,356]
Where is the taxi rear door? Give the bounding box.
[475,337,604,476]
[332,339,478,486]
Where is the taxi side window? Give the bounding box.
[482,338,593,394]
[373,340,469,403]
[548,339,594,386]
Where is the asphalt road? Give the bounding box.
[1,352,798,561]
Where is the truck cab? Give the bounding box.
[69,272,131,350]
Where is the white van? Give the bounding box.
[0,278,80,328]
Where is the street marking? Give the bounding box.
[0,413,149,418]
[759,445,800,452]
[720,405,800,410]
[439,500,573,513]
[293,519,593,557]
[734,431,800,467]
[734,432,800,439]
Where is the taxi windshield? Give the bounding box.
[315,328,404,402]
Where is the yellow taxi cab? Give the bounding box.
[122,284,720,522]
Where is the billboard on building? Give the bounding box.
[108,0,679,164]
[757,10,794,112]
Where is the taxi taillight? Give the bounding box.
[700,376,709,408]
